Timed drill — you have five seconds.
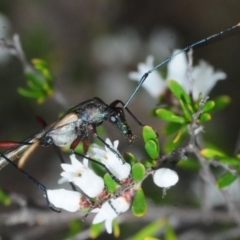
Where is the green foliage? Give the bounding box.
[65,220,82,239]
[132,187,147,217]
[164,221,177,240]
[212,95,231,111]
[131,219,166,240]
[163,126,187,152]
[18,59,54,103]
[0,189,10,205]
[217,172,238,189]
[199,112,211,122]
[201,148,240,188]
[163,122,182,135]
[143,126,159,159]
[202,100,215,112]
[142,125,158,142]
[132,163,146,182]
[201,148,225,158]
[112,219,120,237]
[145,140,159,159]
[123,152,138,166]
[156,109,186,124]
[90,222,104,239]
[152,80,231,154]
[168,79,191,104]
[177,158,201,170]
[104,173,117,193]
[201,148,240,165]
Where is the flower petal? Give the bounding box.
[167,49,188,88]
[105,218,114,234]
[92,201,117,224]
[73,171,104,198]
[113,140,119,150]
[70,154,85,169]
[128,55,166,97]
[192,60,226,100]
[47,189,81,212]
[61,163,75,172]
[153,168,179,188]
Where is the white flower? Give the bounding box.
[191,60,226,100]
[129,50,226,100]
[92,197,130,234]
[89,138,131,181]
[47,189,82,212]
[58,154,104,198]
[153,168,179,188]
[128,55,166,98]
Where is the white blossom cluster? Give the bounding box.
[129,50,226,100]
[47,139,178,234]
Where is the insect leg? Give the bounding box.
[110,100,144,127]
[0,152,61,212]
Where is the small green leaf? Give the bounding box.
[179,99,192,121]
[202,100,215,112]
[112,219,120,238]
[32,58,48,70]
[199,113,211,122]
[217,157,240,166]
[213,95,231,111]
[65,219,82,238]
[165,221,177,240]
[18,87,45,98]
[24,71,43,87]
[217,172,238,188]
[177,158,200,170]
[104,173,117,193]
[142,125,158,143]
[131,219,166,240]
[132,163,146,182]
[132,187,147,217]
[26,80,42,91]
[172,126,186,143]
[90,222,104,239]
[141,159,156,168]
[0,189,10,205]
[90,159,107,178]
[156,109,185,123]
[143,237,159,240]
[145,140,159,159]
[123,152,137,166]
[163,122,182,135]
[42,68,53,82]
[164,130,187,152]
[201,148,226,158]
[168,79,191,104]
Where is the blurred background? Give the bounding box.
[0,1,240,239]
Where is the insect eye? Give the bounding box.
[110,116,116,122]
[46,136,53,144]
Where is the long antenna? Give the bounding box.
[124,22,240,108]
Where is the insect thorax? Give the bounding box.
[77,103,109,124]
